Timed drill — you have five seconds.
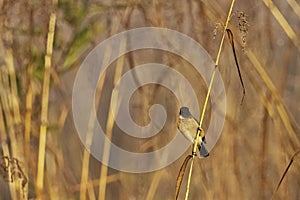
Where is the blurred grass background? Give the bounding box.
[0,0,300,199]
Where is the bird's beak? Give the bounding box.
[179,115,184,119]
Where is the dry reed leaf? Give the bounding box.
[272,149,300,199]
[175,155,192,200]
[226,29,245,104]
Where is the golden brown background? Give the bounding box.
[0,0,300,199]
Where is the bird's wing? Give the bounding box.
[178,118,195,142]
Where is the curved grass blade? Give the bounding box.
[175,155,192,200]
[272,149,300,199]
[226,29,246,104]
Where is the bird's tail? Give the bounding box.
[198,143,209,157]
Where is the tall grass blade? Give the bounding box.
[226,29,246,104]
[175,155,192,200]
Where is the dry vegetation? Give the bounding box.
[0,0,300,199]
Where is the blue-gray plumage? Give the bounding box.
[177,107,209,157]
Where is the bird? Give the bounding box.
[177,106,209,157]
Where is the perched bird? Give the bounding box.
[177,107,209,157]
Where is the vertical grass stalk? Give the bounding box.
[98,35,126,200]
[184,0,236,199]
[80,46,111,200]
[0,99,17,199]
[0,60,19,199]
[24,65,34,156]
[36,0,57,195]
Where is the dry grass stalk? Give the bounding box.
[79,48,111,200]
[36,0,57,195]
[183,1,236,199]
[24,64,34,158]
[263,0,300,53]
[5,42,21,125]
[146,170,166,200]
[71,174,119,193]
[204,5,300,197]
[2,31,21,159]
[98,30,126,200]
[1,40,22,198]
[287,0,300,19]
[246,51,300,148]
[0,102,18,199]
[1,1,299,199]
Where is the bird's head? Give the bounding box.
[179,107,192,118]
